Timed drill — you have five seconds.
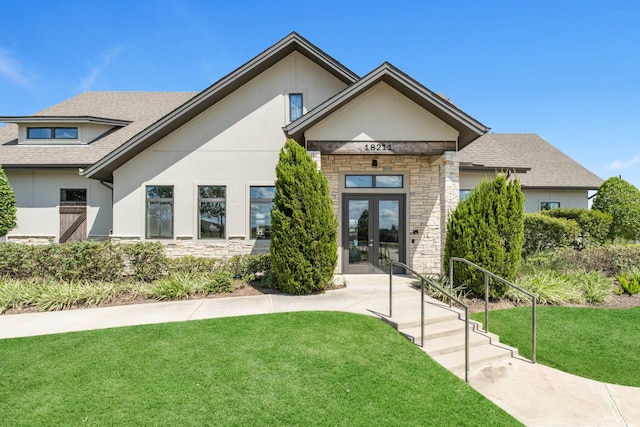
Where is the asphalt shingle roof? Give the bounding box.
[459,133,603,189]
[0,92,196,167]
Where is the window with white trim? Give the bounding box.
[540,201,560,211]
[27,127,78,139]
[289,93,303,121]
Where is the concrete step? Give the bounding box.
[380,300,462,330]
[432,341,518,375]
[401,326,491,355]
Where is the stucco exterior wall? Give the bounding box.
[5,169,112,242]
[321,154,447,275]
[111,52,348,257]
[305,82,459,142]
[460,171,590,212]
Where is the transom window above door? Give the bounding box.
[345,175,403,188]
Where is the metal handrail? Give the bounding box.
[449,257,536,363]
[389,260,471,382]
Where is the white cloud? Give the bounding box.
[607,156,640,170]
[79,45,123,91]
[0,48,34,89]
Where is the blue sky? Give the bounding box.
[1,0,639,189]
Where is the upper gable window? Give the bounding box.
[289,93,303,121]
[27,127,78,140]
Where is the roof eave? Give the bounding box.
[0,116,131,126]
[84,32,358,179]
[284,63,489,147]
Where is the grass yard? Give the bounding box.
[471,306,640,387]
[0,311,520,426]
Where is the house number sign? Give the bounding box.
[306,141,456,155]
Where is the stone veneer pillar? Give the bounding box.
[438,151,459,275]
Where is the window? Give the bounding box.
[459,190,472,201]
[250,186,275,239]
[540,201,560,211]
[60,189,87,206]
[345,175,403,189]
[27,127,78,139]
[146,186,174,239]
[199,186,225,239]
[289,93,303,121]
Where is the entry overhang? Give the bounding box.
[307,140,456,155]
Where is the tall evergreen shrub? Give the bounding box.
[0,166,16,237]
[444,174,524,298]
[270,140,338,294]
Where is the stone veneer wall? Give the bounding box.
[321,153,455,275]
[438,151,459,273]
[109,237,269,258]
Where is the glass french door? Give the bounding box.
[343,194,405,273]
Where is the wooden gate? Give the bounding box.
[59,202,87,243]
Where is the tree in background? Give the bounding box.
[270,140,338,295]
[444,174,524,298]
[0,166,16,237]
[591,177,640,242]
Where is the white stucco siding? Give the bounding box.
[5,169,112,240]
[521,189,590,211]
[112,52,348,240]
[459,171,590,212]
[305,82,459,142]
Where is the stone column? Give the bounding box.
[439,151,459,275]
[307,150,321,170]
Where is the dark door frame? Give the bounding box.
[342,194,405,274]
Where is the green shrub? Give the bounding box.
[270,140,337,295]
[202,271,235,294]
[510,271,576,305]
[445,174,524,298]
[219,254,271,281]
[523,213,580,255]
[552,245,640,276]
[0,165,16,237]
[615,270,640,295]
[592,177,640,242]
[122,242,167,282]
[148,273,192,300]
[563,270,612,303]
[542,208,612,248]
[167,256,220,274]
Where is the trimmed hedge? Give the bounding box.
[0,242,166,282]
[541,208,612,248]
[523,213,580,255]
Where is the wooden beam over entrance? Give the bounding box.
[307,140,456,155]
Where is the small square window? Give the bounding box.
[289,93,303,121]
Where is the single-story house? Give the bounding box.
[0,33,602,274]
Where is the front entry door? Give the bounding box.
[343,194,405,273]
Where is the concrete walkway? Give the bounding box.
[1,274,638,426]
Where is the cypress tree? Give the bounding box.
[444,174,524,298]
[0,165,16,237]
[270,140,338,294]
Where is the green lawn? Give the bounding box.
[471,306,640,387]
[0,311,520,426]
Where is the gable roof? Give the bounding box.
[284,62,490,148]
[82,32,359,181]
[0,92,196,169]
[459,133,603,189]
